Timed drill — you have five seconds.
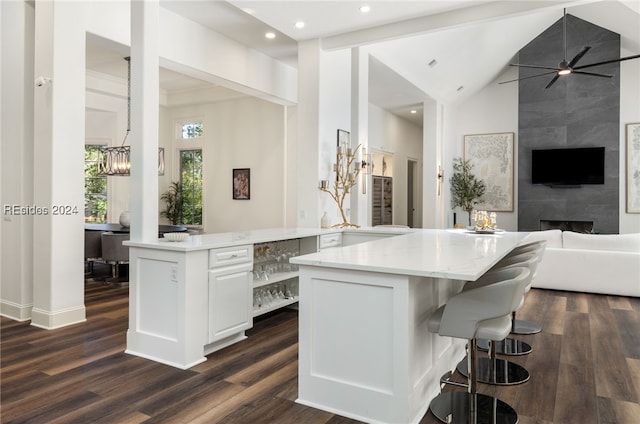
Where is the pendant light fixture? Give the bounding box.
[99,57,165,176]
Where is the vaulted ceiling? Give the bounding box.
[87,1,640,126]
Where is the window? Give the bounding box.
[85,145,107,223]
[180,122,203,139]
[180,149,203,225]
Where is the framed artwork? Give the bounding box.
[337,129,350,146]
[626,123,640,213]
[233,168,250,200]
[464,132,514,211]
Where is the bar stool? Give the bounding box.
[504,240,546,335]
[456,252,536,385]
[428,266,531,424]
[476,240,547,357]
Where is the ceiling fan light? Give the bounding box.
[558,68,572,76]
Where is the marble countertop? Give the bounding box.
[290,228,528,281]
[123,226,411,252]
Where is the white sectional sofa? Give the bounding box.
[522,230,640,297]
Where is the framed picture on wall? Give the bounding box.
[233,168,250,200]
[337,129,350,146]
[626,123,640,213]
[464,132,514,212]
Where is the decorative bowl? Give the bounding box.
[163,232,189,242]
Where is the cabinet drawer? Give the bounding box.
[319,233,342,249]
[209,244,253,268]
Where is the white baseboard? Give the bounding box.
[30,306,86,329]
[0,300,33,321]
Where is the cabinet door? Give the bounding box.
[208,264,252,343]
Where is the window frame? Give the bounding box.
[84,139,109,223]
[173,118,206,228]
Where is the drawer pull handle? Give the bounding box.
[230,254,238,258]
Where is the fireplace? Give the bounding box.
[540,220,593,233]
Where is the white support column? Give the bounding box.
[130,0,159,242]
[350,47,369,227]
[422,99,445,229]
[297,40,321,227]
[1,0,35,321]
[31,0,86,328]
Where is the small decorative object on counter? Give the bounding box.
[320,211,331,229]
[472,210,497,232]
[119,210,130,227]
[319,129,371,228]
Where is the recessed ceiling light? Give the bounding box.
[410,110,417,114]
[265,32,276,39]
[359,5,371,13]
[295,21,305,29]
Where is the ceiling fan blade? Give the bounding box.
[545,74,560,89]
[572,70,612,78]
[499,71,557,84]
[509,63,559,71]
[574,54,640,70]
[568,46,591,67]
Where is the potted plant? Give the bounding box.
[450,157,486,226]
[160,181,183,225]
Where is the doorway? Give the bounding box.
[407,159,418,228]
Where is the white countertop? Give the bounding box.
[124,227,322,251]
[123,226,412,252]
[290,228,528,281]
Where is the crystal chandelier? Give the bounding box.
[99,57,165,176]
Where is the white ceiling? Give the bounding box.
[88,0,640,127]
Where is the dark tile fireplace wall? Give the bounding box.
[517,14,620,234]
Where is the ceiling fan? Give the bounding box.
[500,8,640,89]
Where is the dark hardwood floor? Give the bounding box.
[1,278,639,423]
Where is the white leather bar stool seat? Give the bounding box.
[428,266,530,424]
[472,240,547,358]
[500,240,546,335]
[457,252,537,385]
[476,250,540,356]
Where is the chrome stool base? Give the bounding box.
[457,357,530,385]
[511,318,541,335]
[477,337,532,355]
[429,391,518,424]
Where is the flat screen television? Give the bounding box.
[531,147,605,186]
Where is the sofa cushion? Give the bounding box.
[521,229,562,248]
[562,232,640,252]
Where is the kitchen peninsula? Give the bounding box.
[290,229,528,424]
[123,226,408,369]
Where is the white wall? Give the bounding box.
[619,47,640,234]
[444,67,520,230]
[368,104,423,227]
[166,97,287,233]
[1,0,35,320]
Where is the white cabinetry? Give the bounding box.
[207,245,253,347]
[252,237,317,317]
[318,232,342,249]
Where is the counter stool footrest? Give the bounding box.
[440,370,468,389]
[456,357,530,385]
[477,337,532,355]
[512,318,542,335]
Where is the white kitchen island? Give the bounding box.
[122,227,408,370]
[290,229,528,424]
